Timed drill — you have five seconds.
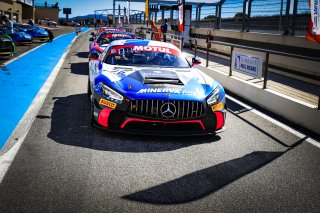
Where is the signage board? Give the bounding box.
[232,51,263,78]
[17,0,33,6]
[63,8,72,15]
[25,0,33,6]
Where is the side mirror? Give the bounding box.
[88,53,99,60]
[192,57,201,66]
[89,38,94,42]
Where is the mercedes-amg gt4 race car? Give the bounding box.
[88,40,226,135]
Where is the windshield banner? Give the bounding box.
[109,45,180,56]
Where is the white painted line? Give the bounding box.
[226,94,320,148]
[0,131,27,183]
[0,36,77,183]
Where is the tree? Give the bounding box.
[234,12,247,21]
[203,15,216,21]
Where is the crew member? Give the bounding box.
[1,15,13,35]
[161,19,168,42]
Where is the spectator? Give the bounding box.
[161,19,168,42]
[150,20,160,41]
[28,19,34,26]
[75,23,81,35]
[46,28,54,42]
[1,15,13,35]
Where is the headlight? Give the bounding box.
[101,84,123,102]
[207,87,220,106]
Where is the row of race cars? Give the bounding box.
[86,26,227,135]
[0,23,51,57]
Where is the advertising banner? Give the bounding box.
[232,51,263,78]
[118,4,121,27]
[145,0,149,22]
[306,0,320,44]
[127,0,130,25]
[178,0,184,32]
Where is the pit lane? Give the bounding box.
[0,30,320,212]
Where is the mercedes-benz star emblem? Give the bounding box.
[160,102,176,118]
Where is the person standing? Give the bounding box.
[1,15,13,35]
[28,19,34,26]
[161,19,168,42]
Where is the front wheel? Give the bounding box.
[87,77,92,99]
[90,96,95,126]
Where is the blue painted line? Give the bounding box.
[0,28,89,148]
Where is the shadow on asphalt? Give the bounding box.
[46,93,220,153]
[226,98,306,148]
[74,51,89,59]
[122,151,284,204]
[70,62,88,75]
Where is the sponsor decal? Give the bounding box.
[136,88,197,95]
[133,46,173,54]
[99,99,117,109]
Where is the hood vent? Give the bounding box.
[144,77,183,85]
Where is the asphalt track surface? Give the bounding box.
[1,31,320,212]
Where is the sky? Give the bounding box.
[35,0,145,18]
[36,0,220,18]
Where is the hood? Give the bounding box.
[98,65,218,101]
[34,28,48,35]
[13,31,32,40]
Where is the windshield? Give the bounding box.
[104,45,190,68]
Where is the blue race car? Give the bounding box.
[88,40,226,135]
[0,27,32,45]
[15,24,49,42]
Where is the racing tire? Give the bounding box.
[87,77,92,98]
[90,98,94,127]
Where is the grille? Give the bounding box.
[128,99,205,120]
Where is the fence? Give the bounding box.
[205,40,320,109]
[186,0,310,35]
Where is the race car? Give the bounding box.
[89,31,137,54]
[88,40,226,135]
[0,34,15,57]
[15,25,49,42]
[97,27,125,34]
[0,27,32,45]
